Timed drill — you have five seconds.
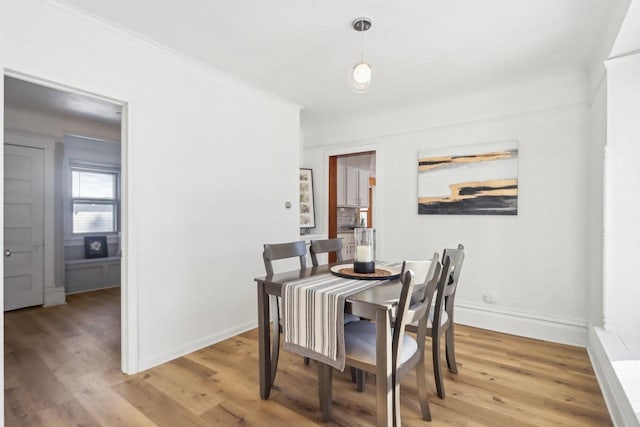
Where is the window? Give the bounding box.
[71,166,120,234]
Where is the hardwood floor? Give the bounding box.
[4,287,611,426]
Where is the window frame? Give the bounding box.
[69,162,121,236]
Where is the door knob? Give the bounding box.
[4,249,11,258]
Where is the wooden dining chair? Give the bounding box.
[262,241,307,379]
[334,258,447,425]
[407,243,465,399]
[353,253,440,392]
[309,238,343,267]
[263,241,307,275]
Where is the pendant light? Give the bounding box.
[350,17,372,93]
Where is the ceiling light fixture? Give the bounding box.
[350,17,372,93]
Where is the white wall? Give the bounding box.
[603,54,640,337]
[304,71,591,345]
[3,0,301,373]
[588,77,607,327]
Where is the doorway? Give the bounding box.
[3,73,130,371]
[328,151,376,263]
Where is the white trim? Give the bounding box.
[587,325,640,427]
[455,301,588,346]
[44,0,301,112]
[43,286,66,307]
[65,284,120,295]
[4,129,56,150]
[138,320,258,372]
[120,101,139,374]
[64,256,121,265]
[64,235,120,247]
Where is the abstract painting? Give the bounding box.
[418,141,518,215]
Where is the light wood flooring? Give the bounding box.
[4,288,611,426]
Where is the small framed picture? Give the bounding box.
[84,236,109,258]
[299,168,316,229]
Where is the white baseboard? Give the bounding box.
[587,325,640,427]
[455,301,587,346]
[138,319,258,372]
[44,286,66,306]
[65,284,120,295]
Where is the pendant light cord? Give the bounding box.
[360,18,365,63]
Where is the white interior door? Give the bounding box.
[4,144,45,311]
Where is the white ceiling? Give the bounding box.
[17,1,624,121]
[4,77,122,125]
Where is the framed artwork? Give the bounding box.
[299,168,316,228]
[84,235,109,258]
[418,141,518,215]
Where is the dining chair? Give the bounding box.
[353,253,440,392]
[262,241,307,379]
[407,243,465,399]
[336,257,448,425]
[309,238,343,266]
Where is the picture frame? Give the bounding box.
[84,235,109,258]
[299,168,316,228]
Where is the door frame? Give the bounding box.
[3,69,139,374]
[324,144,384,261]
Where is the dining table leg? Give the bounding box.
[318,362,333,422]
[375,307,394,427]
[257,281,271,399]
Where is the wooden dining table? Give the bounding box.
[254,263,404,427]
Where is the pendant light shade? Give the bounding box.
[351,62,372,93]
[351,18,372,93]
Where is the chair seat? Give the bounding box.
[344,321,418,366]
[427,306,448,328]
[405,306,448,329]
[344,313,360,324]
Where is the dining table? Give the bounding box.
[254,263,405,427]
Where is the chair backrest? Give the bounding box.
[441,244,465,313]
[432,244,465,330]
[392,269,418,372]
[402,253,439,305]
[392,257,444,370]
[309,238,343,267]
[262,241,307,275]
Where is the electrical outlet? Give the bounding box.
[483,291,497,304]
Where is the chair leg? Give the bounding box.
[318,363,333,422]
[415,352,432,421]
[356,370,366,392]
[269,296,280,384]
[393,376,402,427]
[304,357,310,365]
[432,333,445,399]
[350,367,357,383]
[445,325,458,374]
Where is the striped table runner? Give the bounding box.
[282,262,400,371]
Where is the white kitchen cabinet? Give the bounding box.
[345,166,359,206]
[338,166,369,207]
[358,170,369,208]
[337,165,347,206]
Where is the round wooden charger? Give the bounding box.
[330,264,401,280]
